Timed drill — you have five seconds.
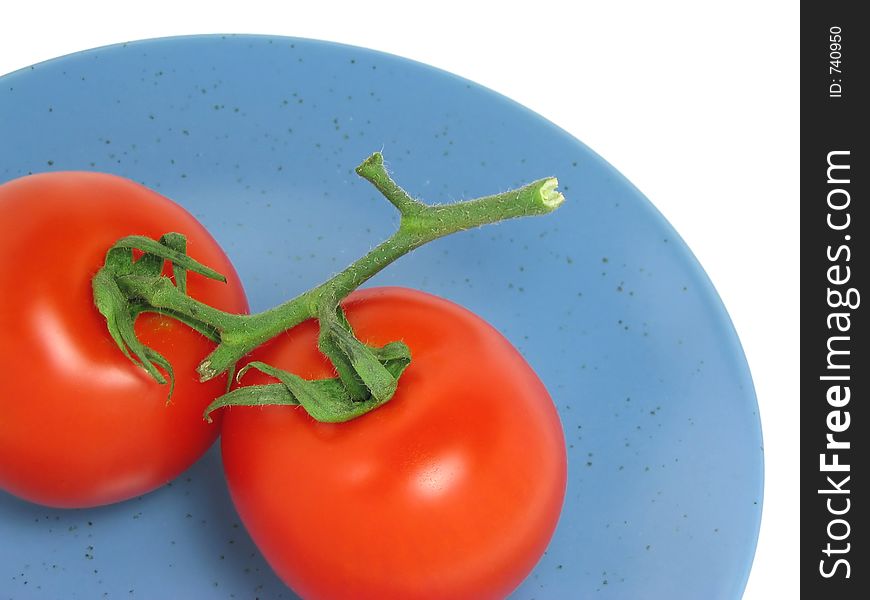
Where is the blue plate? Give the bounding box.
[0,35,762,599]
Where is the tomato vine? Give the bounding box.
[92,151,564,422]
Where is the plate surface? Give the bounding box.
[0,35,762,599]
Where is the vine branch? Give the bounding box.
[93,151,564,420]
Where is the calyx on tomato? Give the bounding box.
[92,232,229,397]
[92,151,564,422]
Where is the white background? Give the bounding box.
[0,1,799,597]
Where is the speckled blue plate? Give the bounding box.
[0,35,762,599]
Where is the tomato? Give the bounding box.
[0,172,248,508]
[220,287,566,600]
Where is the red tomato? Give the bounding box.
[221,287,566,600]
[0,172,248,508]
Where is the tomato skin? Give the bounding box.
[0,172,248,508]
[221,287,566,600]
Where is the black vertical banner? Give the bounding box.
[802,4,867,598]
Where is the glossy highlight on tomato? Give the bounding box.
[221,287,566,600]
[0,172,248,508]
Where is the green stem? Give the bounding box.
[194,154,563,380]
[94,151,564,399]
[116,276,246,331]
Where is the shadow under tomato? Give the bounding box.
[187,443,303,599]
